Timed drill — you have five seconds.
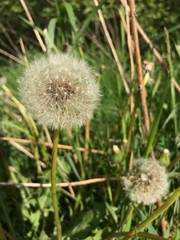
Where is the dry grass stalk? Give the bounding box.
[19,37,28,66]
[0,48,23,64]
[0,176,134,188]
[19,0,46,52]
[0,137,105,155]
[129,0,150,135]
[93,0,130,94]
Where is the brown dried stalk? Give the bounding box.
[93,0,130,94]
[129,0,150,135]
[0,176,133,188]
[19,0,46,52]
[19,37,28,66]
[0,137,105,155]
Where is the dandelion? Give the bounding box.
[124,158,169,205]
[19,53,100,129]
[19,53,100,240]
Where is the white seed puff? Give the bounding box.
[124,158,169,205]
[19,53,100,129]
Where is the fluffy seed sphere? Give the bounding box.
[19,53,100,129]
[124,158,169,205]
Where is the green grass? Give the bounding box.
[0,1,179,240]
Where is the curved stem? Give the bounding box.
[51,128,62,239]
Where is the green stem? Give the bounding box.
[133,187,180,234]
[51,128,62,240]
[105,231,168,240]
[164,27,177,134]
[105,188,180,240]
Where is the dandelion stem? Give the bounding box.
[51,128,62,240]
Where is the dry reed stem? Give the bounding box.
[19,37,29,66]
[0,176,134,188]
[120,1,163,66]
[44,127,52,144]
[118,9,127,32]
[93,0,130,94]
[173,79,180,93]
[136,22,163,64]
[0,137,105,155]
[0,49,23,64]
[120,0,135,168]
[8,140,46,168]
[119,2,134,81]
[129,0,150,135]
[60,187,75,199]
[9,140,35,159]
[125,2,135,81]
[19,0,46,52]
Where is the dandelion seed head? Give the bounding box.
[124,158,169,205]
[19,53,100,129]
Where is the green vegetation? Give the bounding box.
[0,1,179,239]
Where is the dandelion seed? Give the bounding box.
[124,158,169,205]
[19,53,100,129]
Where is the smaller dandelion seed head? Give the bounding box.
[19,53,101,129]
[124,158,169,205]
